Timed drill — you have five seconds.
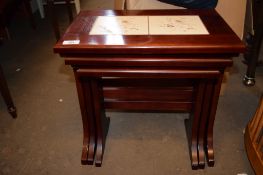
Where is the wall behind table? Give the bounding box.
[115,0,247,39]
[216,0,247,39]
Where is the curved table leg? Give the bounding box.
[185,80,205,169]
[0,65,17,118]
[74,71,96,165]
[205,74,224,166]
[83,81,97,164]
[90,78,110,167]
[197,81,214,169]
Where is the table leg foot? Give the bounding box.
[184,118,199,170]
[206,137,215,167]
[91,78,110,167]
[198,131,206,169]
[187,81,206,170]
[95,117,110,167]
[87,133,96,165]
[8,106,17,118]
[243,75,255,86]
[204,76,223,167]
[207,159,215,167]
[95,143,103,167]
[81,145,89,165]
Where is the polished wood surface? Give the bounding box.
[54,9,245,170]
[245,96,263,174]
[54,10,244,55]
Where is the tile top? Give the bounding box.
[89,16,208,35]
[149,16,209,35]
[89,16,149,35]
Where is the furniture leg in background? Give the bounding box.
[36,0,45,18]
[243,0,263,86]
[0,0,36,41]
[0,64,17,118]
[47,0,80,40]
[244,95,263,174]
[23,0,36,29]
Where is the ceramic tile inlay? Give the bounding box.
[89,16,149,35]
[89,16,209,35]
[149,16,209,35]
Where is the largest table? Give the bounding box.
[54,9,245,170]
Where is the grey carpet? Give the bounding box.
[0,1,262,174]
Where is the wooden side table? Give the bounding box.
[54,9,245,169]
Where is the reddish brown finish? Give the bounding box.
[54,10,245,169]
[205,74,224,166]
[76,68,221,79]
[54,10,244,55]
[103,87,193,101]
[65,57,233,68]
[197,81,214,168]
[73,71,95,164]
[104,101,193,111]
[90,78,110,167]
[190,80,206,169]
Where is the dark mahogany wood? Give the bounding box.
[197,80,214,169]
[73,70,95,164]
[90,78,110,167]
[54,9,245,170]
[205,73,224,167]
[190,80,206,169]
[54,10,244,55]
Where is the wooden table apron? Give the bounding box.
[54,10,245,169]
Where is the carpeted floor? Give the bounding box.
[0,1,263,174]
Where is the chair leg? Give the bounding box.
[47,0,60,40]
[23,0,36,29]
[65,0,73,22]
[74,0,80,14]
[0,65,17,118]
[243,0,263,86]
[36,0,45,18]
[47,0,75,41]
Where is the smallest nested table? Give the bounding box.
[54,9,244,169]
